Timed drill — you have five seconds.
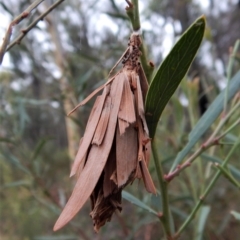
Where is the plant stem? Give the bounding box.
[152,140,173,239]
[126,0,154,81]
[214,163,240,189]
[166,99,240,182]
[174,139,240,239]
[5,0,65,52]
[206,99,240,145]
[140,45,155,82]
[165,141,216,182]
[126,0,140,31]
[0,0,46,64]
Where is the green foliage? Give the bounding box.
[171,70,240,171]
[146,16,205,138]
[1,0,240,240]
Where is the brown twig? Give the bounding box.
[164,139,219,182]
[0,0,66,65]
[166,98,240,182]
[6,0,65,52]
[0,0,45,64]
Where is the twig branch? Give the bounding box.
[173,139,240,239]
[214,163,240,189]
[152,140,173,239]
[205,98,240,145]
[164,140,217,182]
[0,0,66,65]
[6,0,65,52]
[125,0,154,81]
[0,0,45,64]
[165,98,240,182]
[125,0,140,31]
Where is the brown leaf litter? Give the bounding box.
[53,32,156,233]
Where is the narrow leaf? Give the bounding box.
[196,205,211,240]
[171,70,240,171]
[2,180,31,188]
[122,191,158,216]
[53,73,124,231]
[145,16,206,138]
[70,86,110,177]
[31,137,53,160]
[201,153,240,180]
[214,163,240,189]
[2,151,30,174]
[139,159,156,194]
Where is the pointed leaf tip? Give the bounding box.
[145,15,206,138]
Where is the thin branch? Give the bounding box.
[125,0,140,31]
[0,0,45,65]
[214,163,240,189]
[206,98,240,145]
[174,139,240,239]
[152,140,173,239]
[164,140,217,182]
[5,0,66,53]
[125,0,154,81]
[165,99,240,182]
[140,44,155,82]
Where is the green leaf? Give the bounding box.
[1,151,30,174]
[1,180,31,189]
[214,163,240,189]
[170,70,240,171]
[231,211,240,221]
[122,191,158,216]
[31,137,53,160]
[196,205,211,240]
[201,153,240,181]
[145,16,206,138]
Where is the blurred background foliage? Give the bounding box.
[0,0,240,239]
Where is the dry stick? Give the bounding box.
[5,0,66,53]
[0,0,45,64]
